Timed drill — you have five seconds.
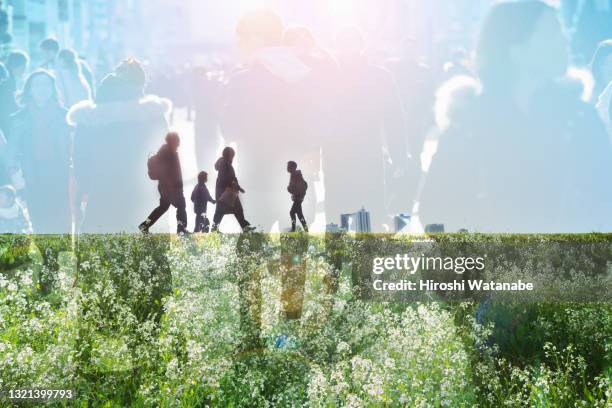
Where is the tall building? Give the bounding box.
[353,208,371,232]
[425,224,445,233]
[394,213,411,233]
[340,213,352,231]
[325,223,342,233]
[340,208,371,233]
[5,0,90,60]
[3,0,151,69]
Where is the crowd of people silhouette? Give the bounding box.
[0,1,611,235]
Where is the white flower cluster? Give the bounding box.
[0,234,610,407]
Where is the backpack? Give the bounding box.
[147,153,162,180]
[294,173,308,196]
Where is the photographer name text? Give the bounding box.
[372,254,534,292]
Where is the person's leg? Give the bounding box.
[212,203,226,231]
[280,233,308,320]
[141,198,171,232]
[195,213,204,233]
[289,201,298,232]
[233,198,252,230]
[296,201,308,232]
[174,194,188,233]
[202,215,210,233]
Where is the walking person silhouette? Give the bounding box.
[191,171,215,233]
[211,147,255,232]
[286,161,308,232]
[139,132,188,234]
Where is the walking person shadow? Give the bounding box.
[232,232,269,352]
[139,132,189,235]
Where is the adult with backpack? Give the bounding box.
[139,132,188,234]
[287,161,308,232]
[69,59,171,233]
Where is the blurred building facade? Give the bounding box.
[341,208,372,232]
[425,224,445,233]
[0,1,605,73]
[0,0,192,71]
[3,0,90,61]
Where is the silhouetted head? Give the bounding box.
[198,171,208,184]
[96,73,122,104]
[287,161,297,173]
[5,50,29,79]
[39,38,60,63]
[165,132,180,151]
[591,40,612,97]
[283,26,316,56]
[335,26,365,61]
[21,70,60,109]
[115,58,146,100]
[222,146,236,163]
[58,49,79,73]
[0,185,17,208]
[236,8,284,60]
[476,0,568,93]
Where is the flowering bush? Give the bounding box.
[0,233,610,407]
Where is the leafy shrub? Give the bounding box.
[0,234,610,407]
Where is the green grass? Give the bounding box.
[0,233,610,407]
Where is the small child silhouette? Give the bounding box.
[191,171,216,233]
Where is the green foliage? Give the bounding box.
[219,351,311,407]
[0,233,610,407]
[0,234,32,271]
